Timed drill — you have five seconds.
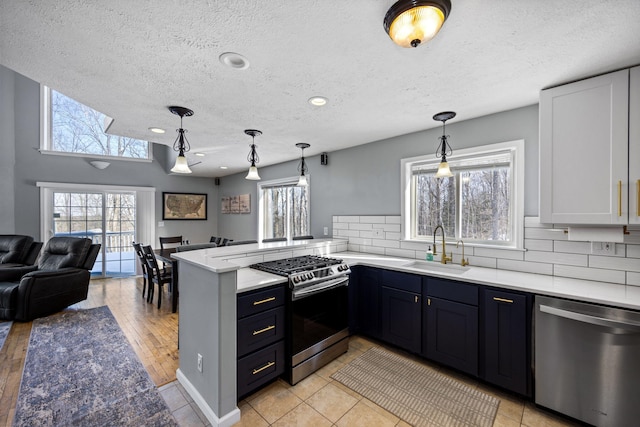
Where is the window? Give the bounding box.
[401,140,524,249]
[41,86,150,160]
[258,178,310,240]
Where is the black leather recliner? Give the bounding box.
[0,237,100,321]
[0,234,43,270]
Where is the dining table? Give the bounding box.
[154,248,179,313]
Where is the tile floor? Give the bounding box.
[159,336,581,427]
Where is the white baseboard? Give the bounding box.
[176,369,241,427]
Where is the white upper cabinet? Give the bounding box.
[539,68,635,224]
[630,66,640,225]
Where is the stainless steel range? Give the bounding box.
[251,255,351,384]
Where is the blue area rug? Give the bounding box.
[13,306,177,426]
[0,321,11,351]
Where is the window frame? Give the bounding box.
[257,176,311,241]
[40,85,152,162]
[401,140,525,249]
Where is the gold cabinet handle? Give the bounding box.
[493,297,513,304]
[252,361,275,375]
[427,298,431,306]
[252,325,275,336]
[636,180,640,217]
[414,295,419,303]
[253,296,276,306]
[618,180,622,217]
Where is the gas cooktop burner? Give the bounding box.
[250,255,343,276]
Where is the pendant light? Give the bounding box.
[169,106,194,174]
[433,111,456,178]
[383,0,451,48]
[296,143,310,186]
[245,129,262,180]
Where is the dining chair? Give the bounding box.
[262,237,287,243]
[159,236,182,250]
[132,242,149,300]
[209,236,218,243]
[142,245,173,309]
[220,238,230,246]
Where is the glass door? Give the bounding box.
[52,191,136,277]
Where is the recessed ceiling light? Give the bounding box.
[219,52,250,70]
[148,127,165,134]
[308,96,328,106]
[194,152,205,157]
[220,166,228,169]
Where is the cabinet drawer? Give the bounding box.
[237,306,285,357]
[381,270,421,293]
[237,340,285,399]
[238,285,285,318]
[426,278,478,306]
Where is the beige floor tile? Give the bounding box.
[288,373,328,401]
[306,382,359,422]
[335,348,363,364]
[335,401,397,427]
[522,402,582,427]
[271,402,333,427]
[329,379,363,400]
[475,384,525,423]
[235,401,269,427]
[348,336,376,352]
[314,358,346,382]
[492,412,521,427]
[395,420,412,427]
[161,383,190,412]
[247,382,302,424]
[359,397,400,424]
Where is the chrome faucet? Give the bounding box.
[456,240,470,266]
[433,225,452,264]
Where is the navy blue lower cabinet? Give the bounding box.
[354,266,383,340]
[425,296,478,376]
[480,288,531,396]
[381,286,421,353]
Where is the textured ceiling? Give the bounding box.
[1,0,640,177]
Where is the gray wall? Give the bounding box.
[1,65,218,244]
[217,105,539,240]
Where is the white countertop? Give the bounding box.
[237,268,287,293]
[337,252,640,310]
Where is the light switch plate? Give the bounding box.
[591,242,615,255]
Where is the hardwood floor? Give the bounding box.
[0,276,178,427]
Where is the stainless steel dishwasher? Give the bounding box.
[535,295,640,426]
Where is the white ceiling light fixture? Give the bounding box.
[244,129,262,180]
[433,111,455,178]
[296,143,310,186]
[384,0,452,48]
[169,106,194,174]
[148,127,165,134]
[219,52,250,70]
[308,96,328,106]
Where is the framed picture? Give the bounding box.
[239,194,251,213]
[162,192,207,220]
[221,197,231,214]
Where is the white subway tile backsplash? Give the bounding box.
[525,250,588,267]
[498,259,553,275]
[589,255,640,272]
[628,272,640,286]
[553,240,590,254]
[372,239,400,249]
[360,215,386,223]
[349,223,373,231]
[385,248,417,259]
[524,228,568,240]
[554,265,626,284]
[524,239,553,252]
[335,214,637,289]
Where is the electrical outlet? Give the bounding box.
[197,353,203,372]
[323,226,328,236]
[372,229,384,238]
[591,242,615,255]
[158,221,165,228]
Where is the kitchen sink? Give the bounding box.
[403,260,470,275]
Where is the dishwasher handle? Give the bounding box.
[540,304,640,333]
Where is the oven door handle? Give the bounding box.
[292,276,349,300]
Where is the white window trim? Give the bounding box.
[257,176,311,241]
[36,182,156,271]
[40,85,153,162]
[401,140,525,250]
